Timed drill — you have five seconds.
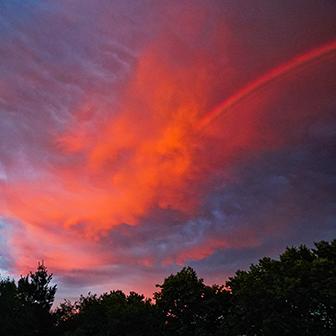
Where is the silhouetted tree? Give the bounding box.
[154,266,231,335]
[225,240,336,335]
[18,261,57,311]
[1,240,336,336]
[0,262,57,336]
[55,290,161,336]
[18,262,57,335]
[0,277,23,335]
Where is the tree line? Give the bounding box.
[0,239,335,335]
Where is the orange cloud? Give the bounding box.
[1,1,335,288]
[2,30,218,251]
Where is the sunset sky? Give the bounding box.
[0,0,335,301]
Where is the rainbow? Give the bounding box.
[196,39,336,131]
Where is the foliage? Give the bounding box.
[18,261,57,311]
[154,266,231,335]
[55,290,161,336]
[225,240,336,335]
[0,262,56,336]
[0,239,335,335]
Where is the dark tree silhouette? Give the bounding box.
[154,266,231,336]
[1,240,335,335]
[224,240,336,335]
[18,261,57,311]
[55,290,162,336]
[0,262,56,336]
[0,277,22,335]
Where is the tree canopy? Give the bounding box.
[0,262,56,336]
[0,239,335,335]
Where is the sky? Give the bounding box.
[0,0,335,301]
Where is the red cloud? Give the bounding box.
[0,1,335,298]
